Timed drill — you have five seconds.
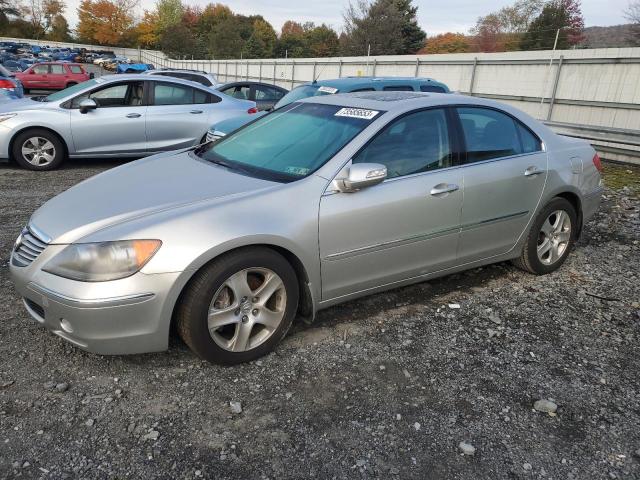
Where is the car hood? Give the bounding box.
[0,97,51,112]
[30,150,279,244]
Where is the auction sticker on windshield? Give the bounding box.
[335,108,380,120]
[318,86,338,94]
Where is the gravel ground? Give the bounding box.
[0,159,639,479]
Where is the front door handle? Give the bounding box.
[524,166,544,177]
[126,113,142,118]
[190,110,203,114]
[430,183,459,196]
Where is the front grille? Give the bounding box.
[12,226,49,267]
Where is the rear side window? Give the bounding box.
[255,85,285,101]
[152,82,218,105]
[420,85,446,93]
[69,65,83,74]
[189,74,212,86]
[457,107,541,163]
[50,64,64,74]
[383,85,413,91]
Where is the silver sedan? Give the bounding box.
[10,92,603,364]
[0,75,257,170]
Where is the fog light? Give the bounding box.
[60,318,73,333]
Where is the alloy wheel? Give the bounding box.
[21,137,56,167]
[537,209,572,265]
[208,267,287,352]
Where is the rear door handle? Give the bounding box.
[430,183,459,196]
[524,166,544,177]
[126,113,142,118]
[190,110,203,114]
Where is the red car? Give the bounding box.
[15,62,92,93]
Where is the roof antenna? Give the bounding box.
[313,61,329,83]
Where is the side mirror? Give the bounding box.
[337,163,387,193]
[78,98,98,114]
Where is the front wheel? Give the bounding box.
[66,82,77,88]
[176,247,299,365]
[513,197,577,275]
[11,129,66,170]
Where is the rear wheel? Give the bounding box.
[513,197,577,275]
[66,82,77,88]
[11,129,66,170]
[176,247,299,365]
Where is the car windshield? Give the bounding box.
[273,84,337,109]
[0,65,11,77]
[43,79,97,102]
[197,102,380,182]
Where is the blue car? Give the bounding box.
[207,76,450,141]
[0,64,24,100]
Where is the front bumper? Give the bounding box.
[9,244,181,355]
[0,123,12,160]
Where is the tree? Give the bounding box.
[276,21,307,57]
[341,0,405,55]
[48,13,70,40]
[209,15,244,59]
[243,17,276,58]
[0,0,19,33]
[77,0,138,45]
[159,22,195,57]
[395,0,426,53]
[136,10,159,47]
[520,0,584,50]
[155,0,183,32]
[305,24,339,57]
[626,0,640,44]
[419,32,471,54]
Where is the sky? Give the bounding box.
[63,0,632,35]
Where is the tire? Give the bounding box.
[11,129,66,171]
[176,247,299,365]
[513,197,578,275]
[23,88,30,94]
[66,82,77,88]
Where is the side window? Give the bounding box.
[517,123,542,153]
[382,85,413,91]
[193,88,220,104]
[33,65,49,74]
[353,108,452,179]
[457,107,524,163]
[153,83,195,105]
[255,85,284,101]
[69,65,83,74]
[71,82,144,108]
[50,64,64,74]
[222,85,251,100]
[188,74,211,86]
[350,88,375,92]
[420,85,446,93]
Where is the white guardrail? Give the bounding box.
[3,37,639,164]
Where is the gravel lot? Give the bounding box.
[0,159,639,479]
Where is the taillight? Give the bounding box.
[247,107,258,114]
[0,79,15,89]
[592,153,603,172]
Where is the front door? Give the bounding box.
[69,80,147,155]
[455,106,548,263]
[319,108,463,300]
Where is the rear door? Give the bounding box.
[68,80,147,155]
[145,80,217,151]
[455,106,547,263]
[49,64,67,89]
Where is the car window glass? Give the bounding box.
[350,88,375,92]
[382,85,413,91]
[255,85,284,101]
[517,123,542,153]
[33,65,49,74]
[69,65,83,74]
[50,64,64,74]
[353,108,452,179]
[71,82,144,108]
[224,85,251,100]
[420,85,446,93]
[193,89,209,104]
[153,83,194,105]
[457,107,524,163]
[186,73,210,86]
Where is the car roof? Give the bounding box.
[306,76,449,91]
[297,90,518,114]
[97,74,217,91]
[218,81,286,89]
[151,69,211,75]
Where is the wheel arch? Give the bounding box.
[9,126,69,162]
[168,243,316,339]
[554,190,583,237]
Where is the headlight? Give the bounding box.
[43,240,161,282]
[0,113,17,123]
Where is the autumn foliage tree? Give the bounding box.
[77,0,138,45]
[419,33,471,54]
